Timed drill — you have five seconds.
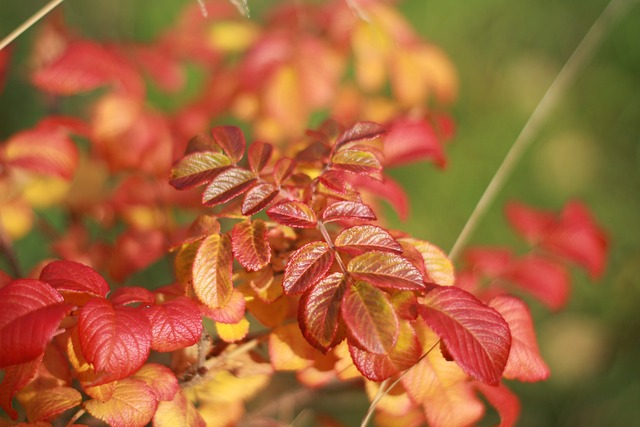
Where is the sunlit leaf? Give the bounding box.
[153,388,205,427]
[331,150,382,175]
[341,281,399,355]
[192,233,233,309]
[401,238,455,287]
[211,126,246,163]
[334,121,386,149]
[169,151,232,190]
[232,219,271,271]
[241,182,279,215]
[144,297,203,352]
[248,141,273,173]
[335,225,402,255]
[347,251,425,291]
[84,378,157,427]
[298,273,347,352]
[321,201,376,223]
[318,170,348,193]
[269,323,319,371]
[132,363,179,402]
[283,241,334,295]
[202,167,256,206]
[419,286,511,385]
[216,317,250,342]
[40,260,110,298]
[267,200,317,228]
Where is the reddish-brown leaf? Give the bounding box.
[83,378,158,427]
[267,200,317,228]
[132,363,179,402]
[335,225,403,255]
[232,219,271,271]
[347,251,425,291]
[331,150,382,175]
[211,126,246,163]
[109,287,155,306]
[202,167,257,207]
[273,158,296,186]
[419,286,511,385]
[334,121,386,149]
[192,234,233,309]
[78,298,151,384]
[321,201,376,223]
[241,182,279,215]
[40,260,110,298]
[488,296,550,382]
[144,297,203,352]
[248,141,273,173]
[169,151,232,190]
[341,281,399,355]
[283,241,334,295]
[0,280,71,368]
[298,273,347,352]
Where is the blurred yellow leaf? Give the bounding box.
[215,317,249,342]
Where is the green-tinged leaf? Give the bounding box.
[283,241,334,295]
[211,126,246,163]
[241,182,279,215]
[169,151,232,190]
[231,219,271,271]
[192,234,233,309]
[299,273,347,352]
[202,167,256,207]
[335,225,403,255]
[341,281,399,355]
[267,200,317,228]
[331,150,382,175]
[322,201,376,222]
[347,251,425,291]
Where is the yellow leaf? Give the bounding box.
[208,21,259,52]
[83,378,158,427]
[153,388,204,427]
[0,199,33,239]
[21,176,70,208]
[16,384,81,422]
[401,238,455,287]
[215,317,249,342]
[269,323,318,371]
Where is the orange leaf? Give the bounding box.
[17,385,81,422]
[83,378,158,427]
[330,150,382,175]
[215,317,250,342]
[401,238,455,287]
[132,363,179,402]
[231,219,271,271]
[153,388,205,427]
[201,289,246,324]
[192,234,233,309]
[269,323,318,371]
[0,355,43,419]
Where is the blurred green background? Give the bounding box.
[1,0,639,426]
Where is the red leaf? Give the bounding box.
[341,281,399,355]
[488,296,550,382]
[505,254,570,310]
[83,378,158,427]
[505,201,555,243]
[232,219,271,271]
[331,150,382,175]
[348,320,421,381]
[334,121,386,149]
[319,170,348,193]
[211,126,246,163]
[202,167,257,207]
[321,201,376,223]
[347,251,425,291]
[0,280,71,368]
[334,225,403,255]
[132,363,179,402]
[418,286,511,385]
[283,241,334,295]
[349,174,409,220]
[384,117,447,168]
[192,234,234,309]
[248,141,273,173]
[298,273,347,352]
[200,289,246,324]
[40,260,110,298]
[0,355,43,419]
[475,382,521,427]
[241,182,279,215]
[144,297,203,352]
[109,286,156,306]
[267,200,317,228]
[0,48,9,93]
[78,298,151,384]
[273,157,296,186]
[169,151,232,190]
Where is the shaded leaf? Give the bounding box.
[211,126,246,163]
[318,170,348,193]
[83,378,157,427]
[267,200,317,228]
[283,241,334,295]
[40,260,110,298]
[248,141,273,173]
[109,286,155,306]
[298,273,347,352]
[335,225,402,255]
[0,355,43,419]
[419,286,511,385]
[202,167,256,207]
[17,384,81,422]
[169,151,232,190]
[331,150,382,175]
[241,182,279,215]
[232,219,271,271]
[269,323,319,371]
[153,388,205,427]
[144,297,203,352]
[505,254,570,310]
[384,117,446,168]
[192,234,233,309]
[321,201,376,223]
[335,121,386,149]
[341,281,399,355]
[347,251,425,291]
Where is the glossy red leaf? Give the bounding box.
[298,273,347,352]
[248,141,273,173]
[348,320,421,381]
[132,363,179,402]
[0,355,43,419]
[319,170,348,193]
[202,167,257,206]
[475,382,521,427]
[347,251,425,291]
[78,298,152,383]
[321,201,376,223]
[144,297,203,352]
[384,117,447,168]
[335,225,403,255]
[211,126,246,163]
[267,200,317,228]
[0,280,71,368]
[419,286,511,385]
[232,219,271,271]
[192,234,233,309]
[40,260,110,298]
[83,378,157,427]
[334,121,386,149]
[283,241,334,295]
[331,150,382,175]
[488,296,550,382]
[273,157,296,186]
[109,286,155,306]
[169,151,232,190]
[241,182,279,215]
[341,281,399,355]
[200,289,246,324]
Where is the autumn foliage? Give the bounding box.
[0,1,608,426]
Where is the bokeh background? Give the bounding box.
[1,0,639,426]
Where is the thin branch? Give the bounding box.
[448,0,633,261]
[0,0,65,51]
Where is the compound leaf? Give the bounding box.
[347,251,425,291]
[331,150,382,175]
[241,182,279,215]
[211,126,246,163]
[283,241,334,295]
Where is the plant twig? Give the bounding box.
[447,0,633,261]
[0,0,65,51]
